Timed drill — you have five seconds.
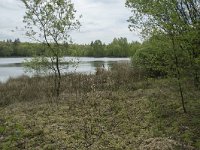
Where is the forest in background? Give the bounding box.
[0,38,141,57]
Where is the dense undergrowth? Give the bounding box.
[0,63,199,149]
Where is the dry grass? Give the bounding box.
[0,63,143,106]
[0,63,199,149]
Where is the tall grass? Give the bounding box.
[0,63,145,106]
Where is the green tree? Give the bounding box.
[107,37,130,57]
[129,41,141,56]
[12,38,20,56]
[0,42,13,57]
[126,0,200,113]
[22,0,81,97]
[89,40,105,57]
[133,35,169,77]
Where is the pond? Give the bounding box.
[0,57,130,82]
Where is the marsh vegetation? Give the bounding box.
[0,63,200,149]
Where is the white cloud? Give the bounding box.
[0,0,140,44]
[0,0,27,41]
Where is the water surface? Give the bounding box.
[0,57,130,82]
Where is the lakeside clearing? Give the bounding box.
[0,63,199,149]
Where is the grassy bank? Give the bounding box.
[0,64,199,149]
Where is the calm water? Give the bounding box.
[0,57,130,82]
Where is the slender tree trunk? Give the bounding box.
[171,36,187,113]
[177,74,187,113]
[55,55,61,97]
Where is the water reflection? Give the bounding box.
[0,63,22,67]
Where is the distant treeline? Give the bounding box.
[0,38,141,57]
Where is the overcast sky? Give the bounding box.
[0,0,140,44]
